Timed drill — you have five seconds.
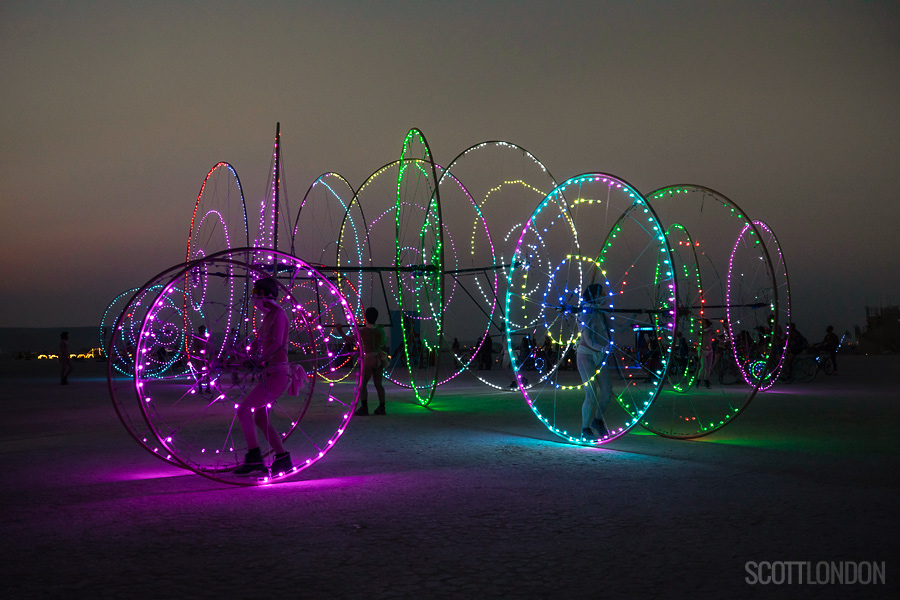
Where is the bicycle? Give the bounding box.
[788,350,834,383]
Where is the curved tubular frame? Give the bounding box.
[186,162,249,263]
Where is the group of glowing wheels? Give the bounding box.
[106,126,790,485]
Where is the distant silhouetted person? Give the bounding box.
[355,306,387,416]
[59,331,73,385]
[698,319,715,388]
[498,327,521,389]
[477,333,493,370]
[816,325,840,375]
[233,278,292,476]
[781,323,808,380]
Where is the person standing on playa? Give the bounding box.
[233,277,292,476]
[354,306,388,416]
[59,331,73,385]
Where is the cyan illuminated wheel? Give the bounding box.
[125,248,362,485]
[507,174,676,445]
[290,172,361,384]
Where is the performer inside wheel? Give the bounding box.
[233,277,293,476]
[578,283,612,439]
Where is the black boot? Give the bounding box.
[355,402,369,416]
[270,452,292,474]
[373,404,386,415]
[234,447,265,475]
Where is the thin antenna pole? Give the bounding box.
[273,122,280,251]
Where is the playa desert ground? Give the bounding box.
[1,355,898,599]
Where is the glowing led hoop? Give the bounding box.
[186,162,249,262]
[727,221,785,390]
[641,185,775,438]
[507,174,676,445]
[123,248,363,486]
[751,220,791,390]
[435,141,557,390]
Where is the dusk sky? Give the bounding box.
[2,1,898,341]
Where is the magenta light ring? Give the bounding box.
[131,248,362,485]
[726,221,778,389]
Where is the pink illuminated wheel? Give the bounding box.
[436,140,558,389]
[506,174,677,445]
[640,185,777,438]
[735,220,791,390]
[127,248,362,485]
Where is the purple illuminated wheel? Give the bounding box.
[640,185,778,438]
[729,220,790,391]
[507,174,676,445]
[121,248,362,485]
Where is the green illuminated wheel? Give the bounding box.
[640,185,776,438]
[507,174,676,445]
[664,224,704,393]
[339,130,444,406]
